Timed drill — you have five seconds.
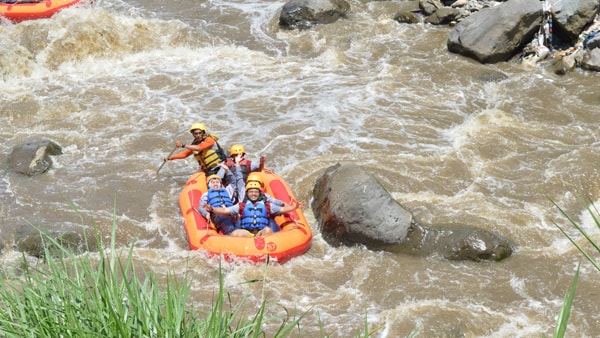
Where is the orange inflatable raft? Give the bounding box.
[1,0,85,23]
[179,169,312,264]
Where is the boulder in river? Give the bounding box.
[15,227,97,258]
[279,0,350,30]
[312,163,513,262]
[7,139,62,176]
[312,163,413,248]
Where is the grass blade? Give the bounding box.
[553,263,580,338]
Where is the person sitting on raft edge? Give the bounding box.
[164,122,227,175]
[205,180,306,237]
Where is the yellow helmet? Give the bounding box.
[206,174,222,183]
[247,172,263,187]
[189,123,206,133]
[245,181,262,191]
[229,144,246,156]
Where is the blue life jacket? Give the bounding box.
[239,201,270,231]
[206,188,233,208]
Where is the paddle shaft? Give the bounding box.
[156,146,178,175]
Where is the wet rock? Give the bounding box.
[391,0,422,24]
[16,227,96,258]
[7,139,62,176]
[394,10,422,24]
[447,0,542,63]
[279,0,350,30]
[425,7,463,25]
[440,226,512,261]
[581,48,600,72]
[550,0,599,43]
[312,164,514,262]
[420,0,443,16]
[552,51,579,75]
[312,163,413,248]
[395,223,513,261]
[473,70,509,83]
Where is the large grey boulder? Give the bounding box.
[279,0,350,30]
[447,0,542,63]
[312,163,413,248]
[7,139,62,176]
[312,164,513,262]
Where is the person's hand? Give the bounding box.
[295,200,306,210]
[175,140,183,148]
[163,157,168,162]
[234,154,243,165]
[204,205,213,212]
[259,156,265,165]
[219,162,229,171]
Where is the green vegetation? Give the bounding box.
[551,197,600,338]
[0,213,307,337]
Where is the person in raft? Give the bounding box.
[205,180,306,237]
[223,144,265,183]
[244,172,284,205]
[164,123,226,175]
[239,172,286,231]
[197,163,245,235]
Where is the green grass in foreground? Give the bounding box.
[551,197,600,338]
[0,209,311,337]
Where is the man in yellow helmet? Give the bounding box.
[164,123,226,174]
[206,180,305,237]
[244,172,285,208]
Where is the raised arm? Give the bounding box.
[278,200,305,214]
[220,163,245,199]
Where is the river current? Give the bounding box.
[1,0,600,336]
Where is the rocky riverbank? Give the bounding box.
[279,0,600,73]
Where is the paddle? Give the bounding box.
[156,146,177,175]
